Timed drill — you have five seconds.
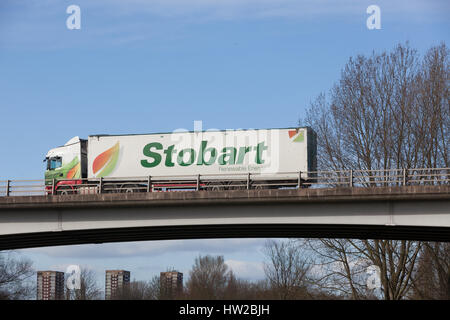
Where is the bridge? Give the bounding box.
[0,182,449,250]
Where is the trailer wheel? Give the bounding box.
[254,184,266,190]
[207,182,226,191]
[120,184,140,193]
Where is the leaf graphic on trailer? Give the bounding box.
[288,130,297,138]
[93,142,119,177]
[288,130,304,142]
[293,131,304,142]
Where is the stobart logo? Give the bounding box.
[93,142,120,177]
[288,129,304,142]
[141,140,268,168]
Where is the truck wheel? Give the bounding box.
[228,181,247,190]
[57,187,73,195]
[102,183,120,194]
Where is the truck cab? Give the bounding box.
[44,136,87,194]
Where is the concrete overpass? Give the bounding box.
[0,185,449,250]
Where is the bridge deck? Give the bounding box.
[0,185,449,250]
[1,185,449,208]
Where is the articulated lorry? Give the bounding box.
[44,127,317,194]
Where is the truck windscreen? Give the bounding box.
[47,157,62,170]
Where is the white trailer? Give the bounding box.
[44,127,316,193]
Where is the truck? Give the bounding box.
[44,127,317,194]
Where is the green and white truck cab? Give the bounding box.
[44,136,87,193]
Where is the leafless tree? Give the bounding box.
[305,42,448,182]
[185,255,233,300]
[122,280,150,300]
[303,42,448,300]
[411,242,450,299]
[0,251,34,300]
[263,240,311,299]
[111,276,162,300]
[223,277,281,300]
[416,44,449,170]
[305,239,368,299]
[307,239,421,300]
[147,275,162,300]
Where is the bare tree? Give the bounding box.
[305,42,448,180]
[147,275,162,300]
[121,280,150,300]
[306,239,368,299]
[111,276,162,300]
[411,242,450,299]
[185,255,233,300]
[307,239,421,300]
[65,267,102,300]
[416,44,449,169]
[263,240,311,299]
[223,277,278,300]
[303,42,449,300]
[0,251,34,300]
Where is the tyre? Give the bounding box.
[57,187,73,195]
[120,184,140,193]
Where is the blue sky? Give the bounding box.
[1,0,449,294]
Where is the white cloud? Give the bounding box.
[23,238,267,259]
[226,259,265,280]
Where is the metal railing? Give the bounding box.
[0,168,448,197]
